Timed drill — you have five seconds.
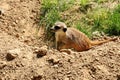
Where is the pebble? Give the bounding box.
[60,49,72,54]
[48,55,60,65]
[0,61,7,69]
[6,49,21,61]
[34,46,48,58]
[31,75,42,80]
[0,8,4,15]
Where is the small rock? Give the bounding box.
[15,34,20,38]
[64,77,69,80]
[48,50,54,54]
[15,20,19,24]
[31,75,42,80]
[34,46,48,58]
[0,61,7,69]
[22,29,26,33]
[97,65,110,75]
[24,39,30,44]
[62,52,69,55]
[0,8,4,15]
[13,22,16,25]
[48,55,60,65]
[20,36,24,39]
[6,49,21,61]
[60,49,72,54]
[53,64,59,68]
[117,75,120,80]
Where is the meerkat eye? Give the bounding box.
[54,26,60,30]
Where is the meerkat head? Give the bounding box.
[50,21,67,33]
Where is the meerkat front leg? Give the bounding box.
[56,41,62,50]
[55,35,59,49]
[55,41,58,49]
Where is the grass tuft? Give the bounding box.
[40,0,120,40]
[105,5,120,35]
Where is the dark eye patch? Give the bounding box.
[54,26,60,30]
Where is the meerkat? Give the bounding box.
[50,21,117,52]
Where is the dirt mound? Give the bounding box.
[0,0,120,80]
[0,31,120,80]
[0,0,44,47]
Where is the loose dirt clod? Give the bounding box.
[6,49,21,61]
[34,46,48,58]
[117,75,120,80]
[31,75,42,80]
[0,61,7,69]
[47,55,60,65]
[60,49,72,54]
[0,8,4,15]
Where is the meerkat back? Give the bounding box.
[65,28,92,51]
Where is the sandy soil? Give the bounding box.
[0,0,120,80]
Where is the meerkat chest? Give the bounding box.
[55,31,66,42]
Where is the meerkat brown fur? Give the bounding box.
[50,21,117,52]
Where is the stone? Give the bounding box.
[31,75,42,80]
[48,55,60,65]
[0,61,7,69]
[60,49,72,54]
[6,49,21,61]
[0,9,4,15]
[34,46,48,58]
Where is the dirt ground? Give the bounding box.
[0,0,120,80]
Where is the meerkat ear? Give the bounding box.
[63,28,67,32]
